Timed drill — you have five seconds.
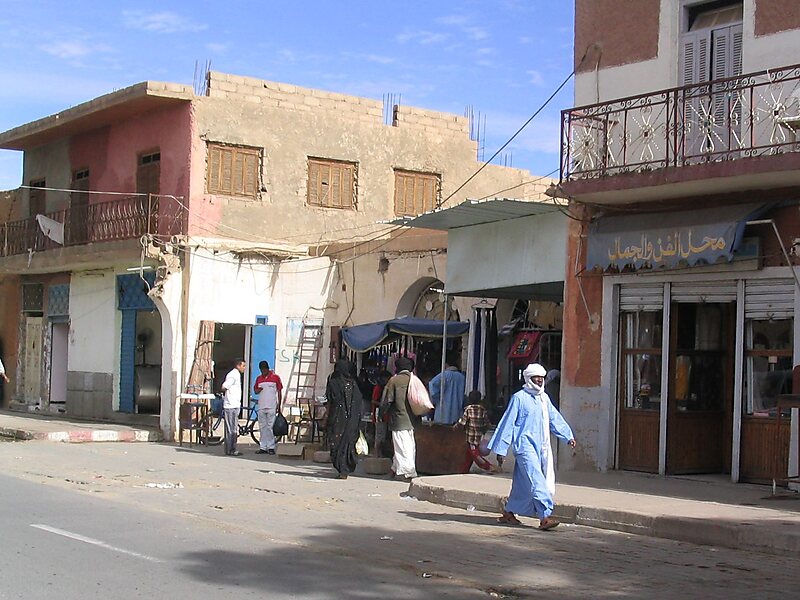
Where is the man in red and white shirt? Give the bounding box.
[254,360,283,455]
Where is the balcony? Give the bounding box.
[1,194,185,258]
[560,63,800,201]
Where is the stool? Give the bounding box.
[178,400,208,446]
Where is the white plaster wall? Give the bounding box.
[68,270,118,374]
[151,270,184,438]
[182,247,335,389]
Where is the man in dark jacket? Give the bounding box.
[380,356,419,480]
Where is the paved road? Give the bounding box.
[0,441,797,599]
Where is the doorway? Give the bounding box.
[49,322,69,410]
[666,302,734,474]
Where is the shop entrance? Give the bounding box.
[616,299,734,474]
[666,302,734,475]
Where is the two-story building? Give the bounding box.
[0,72,545,439]
[558,0,800,484]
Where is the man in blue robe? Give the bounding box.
[428,354,466,425]
[488,363,576,530]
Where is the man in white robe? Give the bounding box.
[488,363,576,530]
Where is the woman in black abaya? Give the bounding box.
[326,359,363,479]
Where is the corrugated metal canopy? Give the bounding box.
[390,198,562,231]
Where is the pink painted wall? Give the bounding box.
[68,102,193,203]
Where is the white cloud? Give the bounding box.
[435,15,469,27]
[464,26,488,41]
[341,52,395,65]
[527,70,545,87]
[39,40,92,59]
[206,42,229,54]
[395,30,450,45]
[122,10,207,34]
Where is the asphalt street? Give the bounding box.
[0,441,797,599]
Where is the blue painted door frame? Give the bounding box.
[117,273,156,414]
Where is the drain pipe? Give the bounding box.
[746,219,800,294]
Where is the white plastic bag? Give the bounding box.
[355,431,369,455]
[407,372,435,416]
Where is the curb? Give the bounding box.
[408,479,800,557]
[0,427,162,443]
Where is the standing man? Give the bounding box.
[0,356,9,384]
[428,353,466,424]
[253,360,283,455]
[489,363,576,531]
[221,359,246,457]
[380,356,419,480]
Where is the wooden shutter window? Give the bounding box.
[307,158,356,209]
[137,151,161,196]
[206,143,260,198]
[393,170,440,217]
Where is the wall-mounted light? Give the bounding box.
[126,265,154,272]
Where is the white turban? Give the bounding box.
[523,363,547,391]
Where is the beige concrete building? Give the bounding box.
[0,71,552,438]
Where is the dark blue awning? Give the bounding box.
[587,203,769,271]
[342,317,470,352]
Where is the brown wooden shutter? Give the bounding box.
[393,171,439,216]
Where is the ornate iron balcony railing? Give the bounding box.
[1,194,185,258]
[560,63,800,182]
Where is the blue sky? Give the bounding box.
[0,0,574,190]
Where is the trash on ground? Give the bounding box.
[367,493,382,497]
[302,476,328,483]
[421,573,432,578]
[400,495,418,501]
[379,536,393,541]
[144,482,184,489]
[467,505,476,511]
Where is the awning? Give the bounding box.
[390,198,562,230]
[392,198,568,299]
[587,203,769,271]
[342,317,470,352]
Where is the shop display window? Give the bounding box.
[674,304,727,412]
[620,311,662,410]
[744,319,793,417]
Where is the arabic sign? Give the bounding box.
[586,203,767,271]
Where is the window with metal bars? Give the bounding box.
[393,170,440,217]
[22,283,44,314]
[307,158,357,210]
[137,150,161,196]
[206,143,260,199]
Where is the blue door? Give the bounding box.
[249,324,277,402]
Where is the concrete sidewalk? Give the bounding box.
[409,469,800,556]
[0,410,161,442]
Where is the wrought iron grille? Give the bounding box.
[560,63,800,182]
[0,194,185,258]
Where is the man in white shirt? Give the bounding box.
[0,357,9,384]
[220,359,246,456]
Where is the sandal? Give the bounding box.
[538,518,560,531]
[498,512,522,526]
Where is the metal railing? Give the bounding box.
[1,194,185,258]
[560,63,800,182]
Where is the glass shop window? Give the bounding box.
[744,319,793,417]
[620,311,663,410]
